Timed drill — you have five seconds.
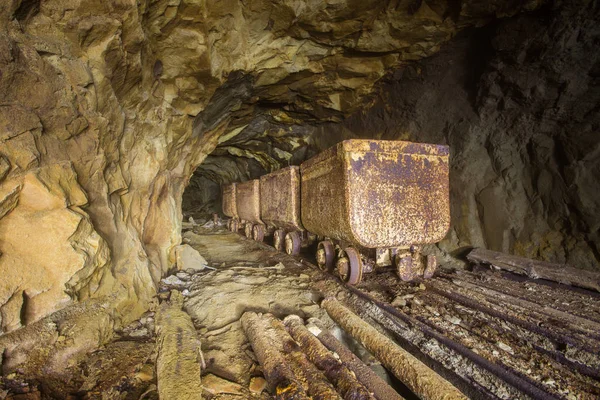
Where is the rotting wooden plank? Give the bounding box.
[467,248,600,292]
[261,313,341,400]
[240,312,308,399]
[306,318,404,400]
[321,297,467,400]
[155,290,203,400]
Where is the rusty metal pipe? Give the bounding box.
[306,319,404,400]
[321,297,467,400]
[261,314,341,400]
[283,315,375,400]
[240,312,307,399]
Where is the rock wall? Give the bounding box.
[0,0,213,334]
[0,0,544,338]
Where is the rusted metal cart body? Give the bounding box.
[236,179,264,239]
[222,183,240,232]
[222,183,238,219]
[260,166,304,232]
[259,166,309,252]
[301,139,450,283]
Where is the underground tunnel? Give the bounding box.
[1,0,600,399]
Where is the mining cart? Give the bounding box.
[259,166,312,254]
[235,179,264,239]
[222,183,239,232]
[300,139,450,284]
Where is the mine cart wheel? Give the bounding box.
[253,224,265,242]
[336,247,363,285]
[285,231,301,256]
[274,230,285,251]
[231,220,239,232]
[316,241,335,271]
[423,254,437,279]
[396,255,417,282]
[245,223,254,239]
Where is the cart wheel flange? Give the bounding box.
[253,224,265,242]
[337,247,363,285]
[285,231,301,256]
[396,255,416,282]
[424,254,437,279]
[316,241,335,271]
[245,223,253,239]
[274,230,285,252]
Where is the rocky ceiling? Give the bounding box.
[0,0,598,376]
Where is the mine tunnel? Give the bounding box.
[1,0,600,399]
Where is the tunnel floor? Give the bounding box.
[2,222,600,399]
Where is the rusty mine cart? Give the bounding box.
[259,166,314,255]
[222,183,239,232]
[301,139,450,284]
[235,179,265,240]
[222,139,450,284]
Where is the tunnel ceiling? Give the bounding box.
[1,0,599,351]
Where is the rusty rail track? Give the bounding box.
[429,281,600,362]
[342,284,563,400]
[298,257,600,399]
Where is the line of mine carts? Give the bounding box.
[222,139,451,285]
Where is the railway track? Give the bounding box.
[222,221,600,399]
[299,257,600,400]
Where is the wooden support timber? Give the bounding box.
[467,248,600,292]
[240,312,307,399]
[155,290,203,400]
[261,314,341,400]
[283,315,375,399]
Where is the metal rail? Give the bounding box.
[342,284,563,400]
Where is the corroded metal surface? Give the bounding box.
[334,262,600,399]
[236,179,262,224]
[301,139,450,248]
[260,166,304,231]
[222,183,237,218]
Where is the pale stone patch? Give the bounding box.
[202,374,243,396]
[175,244,208,271]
